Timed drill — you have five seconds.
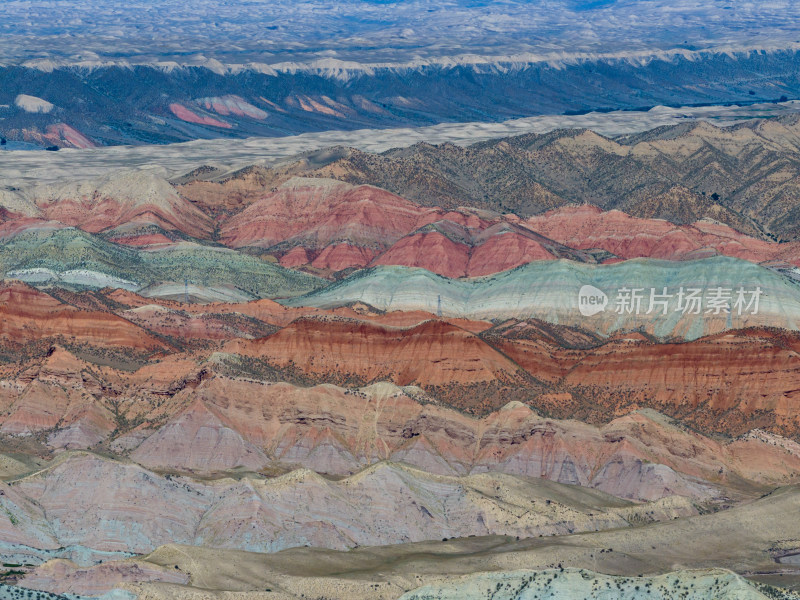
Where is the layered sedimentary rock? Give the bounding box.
[8,113,800,600]
[0,229,325,299]
[7,162,800,294]
[524,205,800,265]
[94,375,800,500]
[225,317,529,386]
[8,453,694,556]
[485,322,800,436]
[284,257,800,339]
[130,399,269,472]
[0,282,168,351]
[545,329,800,436]
[30,171,214,240]
[103,288,491,342]
[219,178,437,252]
[372,221,593,278]
[4,280,800,446]
[299,118,800,240]
[54,483,798,600]
[2,343,797,502]
[0,347,117,446]
[20,559,188,597]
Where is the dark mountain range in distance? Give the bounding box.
[2,49,800,148]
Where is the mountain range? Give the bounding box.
[7,0,800,597]
[3,117,800,598]
[3,49,800,148]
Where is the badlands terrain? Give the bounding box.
[3,118,800,598]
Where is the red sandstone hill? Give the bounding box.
[213,311,800,436]
[486,323,800,437]
[524,205,800,265]
[219,178,441,253]
[217,178,599,277]
[4,283,800,439]
[0,361,799,503]
[0,287,493,357]
[0,282,169,351]
[371,221,593,277]
[34,172,214,240]
[0,347,116,445]
[100,289,492,337]
[217,177,579,276]
[0,296,799,500]
[225,316,528,387]
[115,376,800,500]
[8,173,800,280]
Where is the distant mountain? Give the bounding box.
[2,48,800,147]
[296,117,800,241]
[9,118,800,298]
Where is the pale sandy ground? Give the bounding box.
[67,484,799,599]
